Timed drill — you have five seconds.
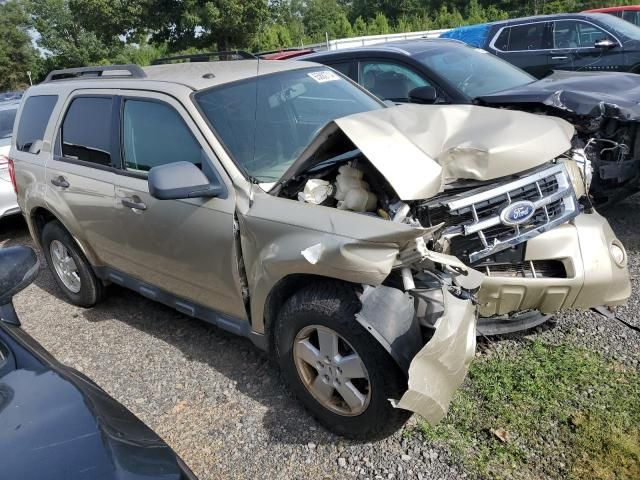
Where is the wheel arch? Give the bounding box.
[29,206,100,266]
[262,274,361,354]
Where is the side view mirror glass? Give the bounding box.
[148,161,224,200]
[408,86,438,105]
[594,38,616,49]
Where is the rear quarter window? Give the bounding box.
[15,95,58,154]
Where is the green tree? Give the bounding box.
[0,0,40,90]
[367,12,391,35]
[145,0,270,51]
[29,0,118,70]
[303,0,350,42]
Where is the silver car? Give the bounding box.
[0,100,20,219]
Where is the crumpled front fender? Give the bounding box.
[394,289,477,424]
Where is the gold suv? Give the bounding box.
[9,57,630,439]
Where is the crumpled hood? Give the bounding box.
[280,104,574,201]
[477,70,640,121]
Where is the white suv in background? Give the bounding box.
[0,100,20,219]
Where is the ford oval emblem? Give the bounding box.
[500,201,536,226]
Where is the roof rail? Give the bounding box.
[151,51,256,65]
[43,64,147,83]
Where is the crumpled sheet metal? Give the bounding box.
[394,289,477,424]
[332,104,573,198]
[477,70,640,122]
[237,190,430,333]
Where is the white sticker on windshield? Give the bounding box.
[307,70,340,83]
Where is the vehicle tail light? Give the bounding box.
[1,155,18,194]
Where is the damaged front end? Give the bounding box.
[238,103,629,425]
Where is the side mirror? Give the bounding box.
[408,86,438,105]
[148,161,224,200]
[0,246,40,325]
[594,38,616,49]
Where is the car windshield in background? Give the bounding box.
[594,12,640,40]
[417,46,536,98]
[0,108,17,139]
[195,67,382,182]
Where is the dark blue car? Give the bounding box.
[0,246,197,480]
[441,13,640,78]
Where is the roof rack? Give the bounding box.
[43,64,147,83]
[151,50,256,65]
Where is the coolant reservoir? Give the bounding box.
[335,165,368,200]
[335,164,377,212]
[337,189,377,212]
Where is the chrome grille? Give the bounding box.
[424,164,579,264]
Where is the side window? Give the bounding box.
[553,20,611,48]
[61,97,113,166]
[15,95,58,153]
[329,62,356,81]
[495,23,548,51]
[0,108,17,141]
[122,99,202,173]
[622,10,640,27]
[358,61,430,102]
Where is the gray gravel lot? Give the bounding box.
[1,196,638,480]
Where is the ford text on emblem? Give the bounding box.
[500,201,536,226]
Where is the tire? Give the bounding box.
[41,220,105,307]
[274,282,412,440]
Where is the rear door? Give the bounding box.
[490,21,552,77]
[45,94,123,267]
[111,91,245,319]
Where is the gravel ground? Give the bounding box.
[1,196,638,480]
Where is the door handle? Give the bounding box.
[121,197,147,211]
[50,176,70,188]
[551,56,568,60]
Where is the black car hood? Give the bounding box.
[476,70,640,121]
[0,323,193,480]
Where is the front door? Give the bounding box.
[112,93,245,320]
[548,19,625,72]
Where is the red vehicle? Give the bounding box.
[259,48,315,60]
[584,5,640,26]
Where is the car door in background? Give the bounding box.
[46,95,123,267]
[112,93,245,320]
[490,21,552,77]
[548,19,624,72]
[357,60,433,102]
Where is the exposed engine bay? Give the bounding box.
[278,150,584,281]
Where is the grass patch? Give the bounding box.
[419,341,640,480]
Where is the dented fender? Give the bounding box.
[394,288,477,424]
[236,190,429,333]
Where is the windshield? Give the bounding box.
[592,12,640,41]
[194,66,382,182]
[0,108,17,140]
[416,46,535,98]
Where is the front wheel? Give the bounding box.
[274,282,412,440]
